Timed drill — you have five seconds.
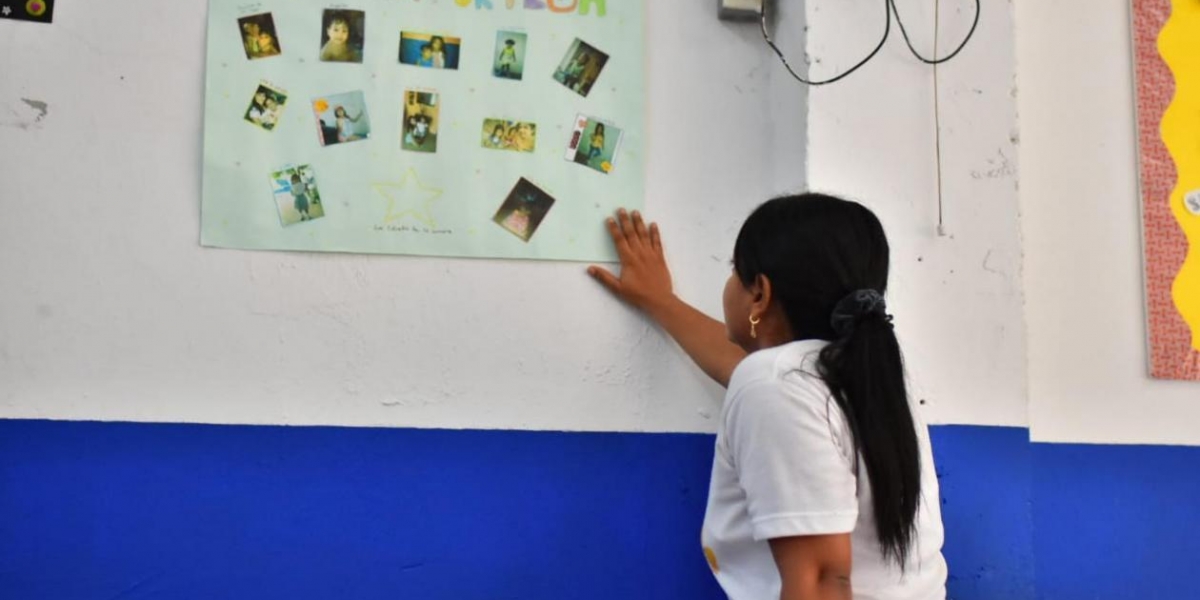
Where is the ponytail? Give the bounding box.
[818,290,920,567]
[732,194,922,567]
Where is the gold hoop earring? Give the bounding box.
[749,315,761,339]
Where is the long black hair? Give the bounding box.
[732,193,921,566]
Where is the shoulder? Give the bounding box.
[724,341,835,428]
[721,341,858,477]
[727,340,828,398]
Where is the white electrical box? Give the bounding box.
[719,0,764,21]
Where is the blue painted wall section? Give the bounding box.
[931,426,1035,599]
[1,420,1197,598]
[1031,442,1200,600]
[0,421,723,600]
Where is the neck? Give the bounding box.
[745,332,790,353]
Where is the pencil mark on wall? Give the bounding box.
[970,148,1015,180]
[982,249,1005,278]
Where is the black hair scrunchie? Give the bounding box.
[830,289,892,338]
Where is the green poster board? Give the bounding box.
[201,0,643,261]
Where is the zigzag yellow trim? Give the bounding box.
[1160,1,1200,350]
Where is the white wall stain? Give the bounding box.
[19,99,48,121]
[2,98,48,130]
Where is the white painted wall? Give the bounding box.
[1,0,1029,433]
[0,0,795,432]
[803,0,1027,427]
[1017,0,1200,446]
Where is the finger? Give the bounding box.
[617,209,641,249]
[631,211,649,244]
[587,266,622,295]
[649,222,663,254]
[605,217,632,256]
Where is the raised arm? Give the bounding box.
[588,209,746,388]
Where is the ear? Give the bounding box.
[751,274,773,314]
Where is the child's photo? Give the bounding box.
[244,83,288,131]
[238,13,282,59]
[492,178,556,242]
[566,114,623,174]
[312,91,370,146]
[553,38,609,97]
[399,32,461,70]
[481,119,536,153]
[402,90,440,153]
[320,9,365,63]
[492,31,528,80]
[269,165,325,226]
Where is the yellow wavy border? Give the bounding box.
[1159,0,1200,350]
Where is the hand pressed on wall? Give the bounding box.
[588,209,675,314]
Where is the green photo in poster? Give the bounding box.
[566,114,622,174]
[320,9,365,63]
[493,31,527,80]
[244,82,287,132]
[493,177,556,242]
[482,119,536,153]
[269,164,325,226]
[238,13,282,59]
[312,91,370,146]
[402,90,440,153]
[553,38,608,97]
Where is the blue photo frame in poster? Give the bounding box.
[399,32,462,70]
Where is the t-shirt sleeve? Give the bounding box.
[726,378,859,541]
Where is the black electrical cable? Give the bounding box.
[890,0,981,65]
[760,0,981,86]
[759,0,891,86]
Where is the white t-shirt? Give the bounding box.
[701,340,947,600]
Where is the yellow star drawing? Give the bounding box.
[372,168,443,227]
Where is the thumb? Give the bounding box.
[587,266,621,296]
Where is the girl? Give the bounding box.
[562,53,588,90]
[511,122,536,153]
[430,36,447,69]
[259,96,281,130]
[333,106,362,143]
[588,197,947,600]
[488,123,507,148]
[320,13,361,62]
[290,173,311,222]
[501,205,532,240]
[242,20,261,57]
[588,123,605,161]
[406,113,431,148]
[245,90,269,126]
[497,39,517,77]
[255,31,280,57]
[416,44,435,68]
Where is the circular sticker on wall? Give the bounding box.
[1186,190,1200,217]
